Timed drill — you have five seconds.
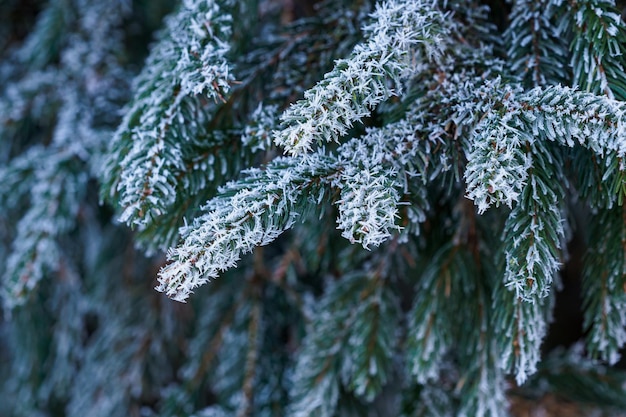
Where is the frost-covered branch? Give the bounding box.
[582,206,626,365]
[464,82,532,214]
[106,0,235,227]
[126,104,281,253]
[0,0,130,306]
[493,279,553,385]
[332,112,444,247]
[501,145,565,301]
[568,0,626,99]
[407,244,470,383]
[466,84,626,213]
[2,148,86,307]
[494,145,564,383]
[159,102,450,300]
[505,0,568,87]
[289,271,398,416]
[8,0,626,414]
[157,156,335,301]
[334,171,400,249]
[273,0,449,154]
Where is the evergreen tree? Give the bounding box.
[3,0,626,416]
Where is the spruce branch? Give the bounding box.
[9,0,626,414]
[492,139,563,384]
[464,86,533,214]
[568,0,626,100]
[159,108,447,299]
[333,123,428,247]
[273,0,450,155]
[406,223,509,416]
[3,160,85,306]
[493,281,553,385]
[130,130,245,253]
[505,0,569,87]
[106,0,235,227]
[458,304,509,417]
[0,112,98,306]
[582,206,626,364]
[156,73,626,304]
[572,148,626,208]
[132,104,282,253]
[0,0,130,309]
[157,155,335,301]
[289,270,398,416]
[18,0,71,69]
[407,244,472,384]
[333,102,454,247]
[335,170,400,249]
[521,85,626,155]
[466,84,626,212]
[501,143,565,301]
[340,273,398,401]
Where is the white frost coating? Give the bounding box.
[273,0,449,154]
[466,113,532,214]
[571,2,625,98]
[466,83,626,213]
[522,85,626,157]
[157,156,333,301]
[241,104,280,152]
[330,111,443,247]
[503,179,564,301]
[464,82,531,214]
[499,294,549,385]
[159,186,294,301]
[111,0,234,227]
[497,154,562,381]
[505,0,568,86]
[335,169,400,249]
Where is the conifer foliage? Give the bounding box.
[3,0,626,416]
